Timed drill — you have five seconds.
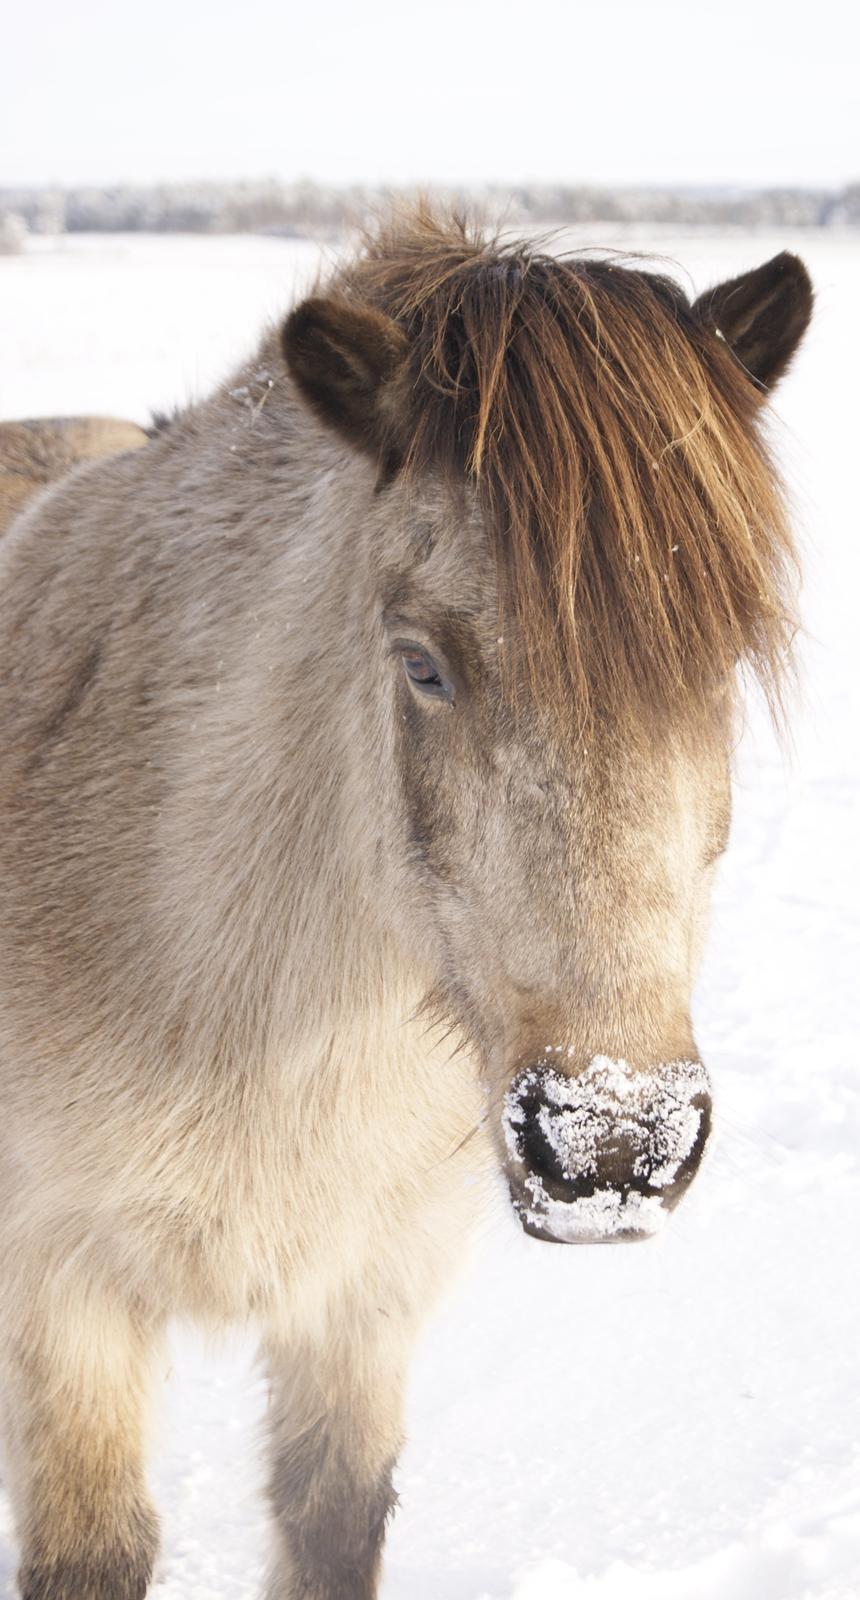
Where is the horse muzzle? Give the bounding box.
[502,1055,712,1244]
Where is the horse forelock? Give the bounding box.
[333,208,798,731]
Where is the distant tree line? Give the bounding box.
[2,178,859,240]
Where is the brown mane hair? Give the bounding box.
[336,208,798,728]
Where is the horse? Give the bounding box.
[0,417,149,534]
[0,209,811,1600]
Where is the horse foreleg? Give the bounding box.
[0,1269,161,1600]
[263,1309,410,1600]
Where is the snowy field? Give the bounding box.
[1,226,858,1599]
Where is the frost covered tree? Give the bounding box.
[0,212,27,254]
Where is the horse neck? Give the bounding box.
[143,357,405,1079]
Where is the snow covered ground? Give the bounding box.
[1,226,858,1599]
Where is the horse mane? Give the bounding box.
[333,207,798,728]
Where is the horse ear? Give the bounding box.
[282,296,408,456]
[692,252,813,392]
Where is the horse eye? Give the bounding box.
[400,648,452,701]
[403,650,439,684]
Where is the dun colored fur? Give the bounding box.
[0,417,149,534]
[0,210,811,1599]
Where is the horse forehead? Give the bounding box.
[375,471,489,571]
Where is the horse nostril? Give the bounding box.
[511,1079,573,1191]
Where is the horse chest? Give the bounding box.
[146,1066,437,1321]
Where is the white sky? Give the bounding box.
[3,0,858,190]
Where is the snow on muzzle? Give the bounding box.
[502,1055,712,1244]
